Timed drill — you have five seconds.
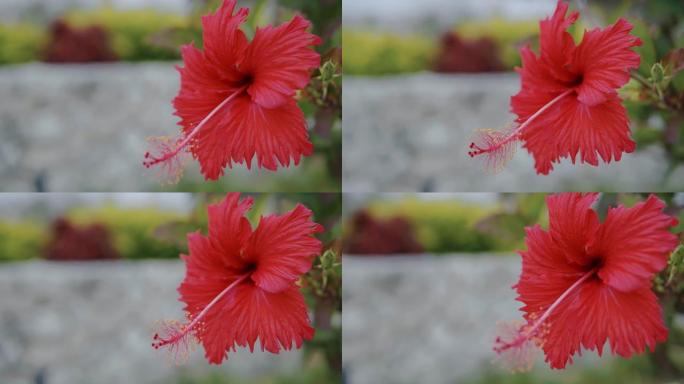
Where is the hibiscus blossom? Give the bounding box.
[468,1,641,175]
[143,0,321,182]
[495,193,679,370]
[152,193,323,364]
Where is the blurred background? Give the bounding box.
[0,193,342,384]
[342,193,684,384]
[342,0,684,192]
[0,0,341,192]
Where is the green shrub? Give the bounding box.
[0,220,45,261]
[343,29,436,75]
[0,23,46,64]
[66,205,185,260]
[176,363,339,384]
[65,7,187,61]
[463,354,656,384]
[366,198,498,253]
[454,18,539,69]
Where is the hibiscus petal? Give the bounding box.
[173,45,242,134]
[241,15,321,109]
[572,18,641,106]
[517,225,587,319]
[178,233,247,315]
[201,0,249,83]
[537,1,578,84]
[247,204,323,293]
[516,204,671,369]
[546,193,600,266]
[541,280,667,369]
[514,46,569,105]
[199,284,314,364]
[192,94,314,179]
[521,95,636,175]
[592,195,679,292]
[206,193,253,270]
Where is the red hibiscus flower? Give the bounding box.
[143,0,321,182]
[468,1,641,175]
[152,193,323,364]
[495,193,679,370]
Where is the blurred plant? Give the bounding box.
[433,32,503,73]
[344,18,537,76]
[0,220,45,261]
[280,0,341,51]
[304,55,342,182]
[66,205,185,260]
[474,194,547,250]
[176,362,337,384]
[43,20,117,63]
[454,18,539,69]
[344,210,423,255]
[270,193,342,245]
[0,23,45,64]
[364,198,498,253]
[346,196,549,255]
[651,196,684,380]
[302,248,342,374]
[64,7,186,61]
[464,354,657,384]
[343,30,436,76]
[44,217,119,261]
[625,63,684,181]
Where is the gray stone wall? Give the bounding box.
[342,255,609,384]
[0,260,303,384]
[342,74,684,192]
[343,0,555,32]
[0,63,315,192]
[0,0,189,22]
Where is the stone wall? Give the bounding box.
[0,0,189,22]
[343,0,554,32]
[342,73,684,192]
[342,255,608,384]
[0,63,314,192]
[0,260,303,384]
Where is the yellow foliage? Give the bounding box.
[366,197,498,253]
[65,7,187,60]
[0,23,46,64]
[67,205,185,259]
[454,18,539,69]
[0,220,45,261]
[343,29,436,75]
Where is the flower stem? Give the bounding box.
[153,273,250,349]
[469,89,572,157]
[495,267,598,352]
[144,85,248,168]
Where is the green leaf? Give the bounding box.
[246,0,269,30]
[631,20,656,76]
[245,194,270,227]
[673,70,684,92]
[319,60,338,83]
[667,244,684,287]
[651,62,666,84]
